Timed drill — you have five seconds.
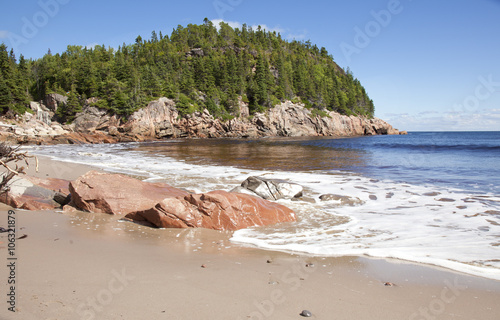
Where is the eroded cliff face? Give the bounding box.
[0,97,405,145]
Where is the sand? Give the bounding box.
[1,155,500,320]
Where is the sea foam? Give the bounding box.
[30,142,500,281]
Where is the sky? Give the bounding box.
[1,0,499,131]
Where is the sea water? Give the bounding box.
[29,132,500,280]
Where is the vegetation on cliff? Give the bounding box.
[0,19,375,122]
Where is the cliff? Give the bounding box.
[0,97,406,145]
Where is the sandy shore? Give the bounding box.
[1,156,500,320]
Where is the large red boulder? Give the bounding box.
[68,171,189,215]
[125,190,296,231]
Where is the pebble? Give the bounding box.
[300,310,312,317]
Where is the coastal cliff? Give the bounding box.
[0,97,405,145]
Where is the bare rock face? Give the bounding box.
[68,171,189,215]
[43,93,67,112]
[1,175,70,210]
[123,98,180,138]
[237,176,303,200]
[1,96,404,145]
[29,102,52,126]
[125,190,296,231]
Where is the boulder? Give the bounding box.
[1,175,70,210]
[29,102,52,126]
[72,104,112,133]
[319,194,364,206]
[238,176,303,200]
[125,190,296,231]
[44,93,67,112]
[68,171,189,215]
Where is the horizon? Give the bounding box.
[1,0,499,131]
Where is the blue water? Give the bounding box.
[299,131,500,194]
[29,131,500,280]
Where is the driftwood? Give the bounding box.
[0,142,37,195]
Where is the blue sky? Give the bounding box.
[1,0,499,131]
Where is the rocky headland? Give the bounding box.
[0,95,406,145]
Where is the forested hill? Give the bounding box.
[0,19,375,122]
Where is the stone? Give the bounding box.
[300,310,312,317]
[1,97,404,145]
[68,171,189,215]
[240,176,303,200]
[0,175,70,210]
[125,190,296,231]
[319,194,364,206]
[44,93,68,112]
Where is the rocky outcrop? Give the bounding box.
[72,102,120,133]
[0,95,405,145]
[233,176,303,200]
[125,190,296,231]
[43,93,67,113]
[68,171,189,215]
[66,171,296,231]
[0,175,70,210]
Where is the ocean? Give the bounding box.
[29,131,500,280]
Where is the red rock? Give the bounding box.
[1,175,70,210]
[125,190,296,231]
[69,171,189,215]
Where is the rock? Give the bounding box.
[44,93,67,112]
[124,98,180,138]
[53,191,71,206]
[319,194,364,206]
[69,171,189,215]
[300,310,312,317]
[1,175,70,210]
[29,102,52,125]
[1,97,404,145]
[239,176,303,200]
[125,190,296,231]
[72,104,112,133]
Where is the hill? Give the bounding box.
[0,19,375,122]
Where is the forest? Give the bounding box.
[0,19,375,122]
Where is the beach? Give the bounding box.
[0,155,499,320]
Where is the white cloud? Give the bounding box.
[211,19,242,30]
[211,19,287,36]
[85,43,99,50]
[0,30,9,39]
[383,108,500,131]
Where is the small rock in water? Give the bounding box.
[369,194,378,200]
[305,263,314,268]
[300,310,312,317]
[383,282,395,287]
[267,259,273,264]
[437,198,455,202]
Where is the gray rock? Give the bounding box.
[319,194,364,206]
[240,176,303,200]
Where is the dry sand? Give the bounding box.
[1,156,500,320]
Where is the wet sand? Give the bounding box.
[1,156,500,320]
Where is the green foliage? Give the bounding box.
[0,20,375,120]
[311,108,331,118]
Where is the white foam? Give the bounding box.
[31,143,500,280]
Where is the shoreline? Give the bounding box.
[1,156,500,319]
